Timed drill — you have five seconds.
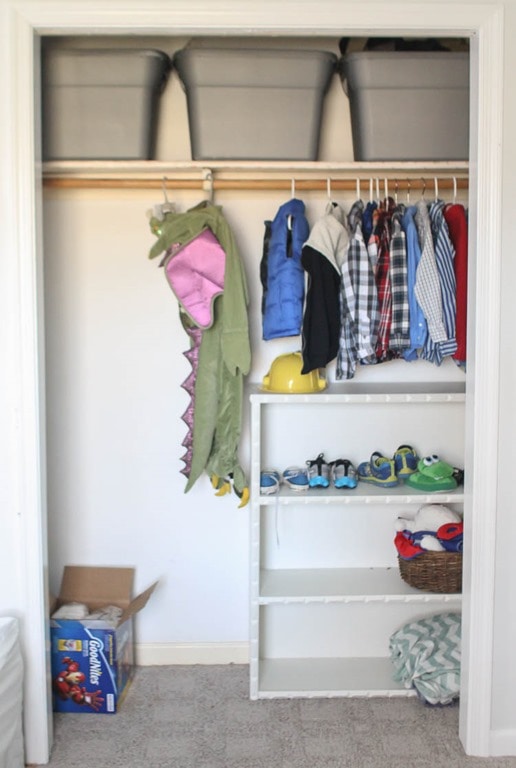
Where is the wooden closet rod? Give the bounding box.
[42,176,469,192]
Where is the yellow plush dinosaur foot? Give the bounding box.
[210,474,250,507]
[210,474,232,497]
[234,484,250,508]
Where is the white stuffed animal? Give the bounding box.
[395,504,462,552]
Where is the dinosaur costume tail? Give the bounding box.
[179,324,202,478]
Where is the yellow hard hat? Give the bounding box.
[261,352,327,394]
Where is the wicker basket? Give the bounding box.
[398,551,462,593]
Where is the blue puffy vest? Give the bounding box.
[261,198,309,340]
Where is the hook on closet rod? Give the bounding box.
[202,168,214,202]
[162,176,169,203]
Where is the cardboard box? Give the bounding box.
[50,566,157,714]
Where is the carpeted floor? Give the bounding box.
[41,664,516,768]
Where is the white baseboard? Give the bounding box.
[489,729,516,756]
[136,641,249,666]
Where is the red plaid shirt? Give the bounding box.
[371,198,397,362]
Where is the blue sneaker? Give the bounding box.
[330,459,358,489]
[260,470,280,495]
[306,453,330,488]
[282,466,309,492]
[357,452,398,487]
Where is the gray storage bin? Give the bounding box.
[42,48,171,160]
[174,48,337,161]
[339,52,469,161]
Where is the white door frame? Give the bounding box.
[2,1,503,762]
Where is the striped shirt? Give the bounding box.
[421,200,457,365]
[414,200,448,345]
[444,203,468,366]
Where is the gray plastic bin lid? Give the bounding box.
[174,47,337,88]
[339,51,469,90]
[42,48,171,89]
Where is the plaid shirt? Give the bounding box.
[389,207,411,351]
[372,198,396,362]
[337,200,379,380]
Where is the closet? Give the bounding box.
[42,33,470,703]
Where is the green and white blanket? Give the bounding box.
[389,612,461,705]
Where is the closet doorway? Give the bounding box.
[3,1,504,763]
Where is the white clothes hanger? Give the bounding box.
[150,176,176,221]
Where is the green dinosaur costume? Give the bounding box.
[149,201,251,502]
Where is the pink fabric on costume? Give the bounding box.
[163,228,226,329]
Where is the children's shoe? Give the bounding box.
[330,459,358,489]
[393,445,419,479]
[357,452,399,487]
[405,455,458,492]
[282,466,310,492]
[260,469,280,495]
[306,453,330,488]
[452,467,465,486]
